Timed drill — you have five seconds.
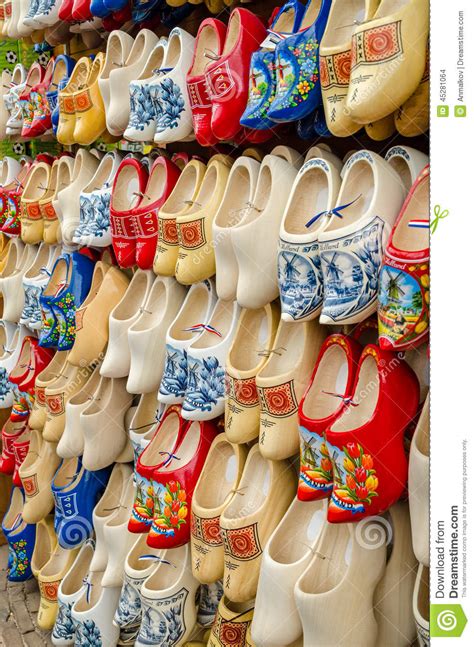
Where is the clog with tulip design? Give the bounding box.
[1,486,36,581]
[325,344,420,523]
[298,334,362,501]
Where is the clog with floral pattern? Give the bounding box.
[1,486,36,581]
[18,63,45,139]
[8,335,54,396]
[147,415,217,549]
[24,57,55,138]
[205,8,267,142]
[0,160,33,236]
[241,0,305,130]
[266,0,332,123]
[325,344,420,523]
[297,334,362,502]
[0,418,28,475]
[378,166,430,350]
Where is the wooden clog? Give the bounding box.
[31,516,56,580]
[19,430,60,524]
[409,394,429,566]
[413,563,429,646]
[37,542,79,630]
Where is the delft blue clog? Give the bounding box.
[46,56,76,137]
[240,0,305,130]
[132,0,163,23]
[267,0,332,123]
[39,252,95,351]
[160,2,195,29]
[52,456,112,550]
[1,487,36,582]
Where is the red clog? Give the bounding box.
[110,158,149,268]
[12,427,31,487]
[205,8,267,142]
[147,414,217,549]
[129,405,188,534]
[187,18,227,147]
[72,0,93,20]
[19,63,46,139]
[133,156,181,270]
[59,0,75,21]
[8,337,55,396]
[0,161,33,236]
[26,58,55,138]
[325,344,420,523]
[378,166,430,351]
[298,335,362,502]
[0,419,28,475]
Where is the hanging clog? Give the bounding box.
[37,543,79,630]
[31,516,57,579]
[409,394,429,566]
[28,350,68,431]
[208,596,255,647]
[413,563,430,647]
[1,486,36,581]
[384,145,429,194]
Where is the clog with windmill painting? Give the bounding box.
[347,0,429,124]
[318,150,405,325]
[294,519,386,647]
[325,344,419,523]
[278,157,341,322]
[191,435,248,584]
[378,166,430,350]
[146,416,217,549]
[256,319,325,461]
[252,497,326,646]
[220,445,296,603]
[297,334,362,502]
[319,0,380,137]
[240,0,305,130]
[267,0,333,123]
[182,299,241,421]
[159,280,217,405]
[225,303,279,445]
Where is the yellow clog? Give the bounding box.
[57,57,91,146]
[73,53,107,146]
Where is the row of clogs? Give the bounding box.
[241,0,429,138]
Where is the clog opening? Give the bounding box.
[51,58,67,87]
[160,420,201,473]
[0,324,5,352]
[131,279,166,332]
[274,6,299,32]
[23,66,42,93]
[258,322,306,377]
[301,344,349,420]
[3,487,24,530]
[130,392,160,436]
[24,164,49,201]
[8,337,31,381]
[223,598,254,615]
[168,284,212,341]
[324,159,375,233]
[87,56,103,87]
[36,351,67,386]
[113,271,151,321]
[392,175,429,252]
[18,429,41,473]
[127,535,161,571]
[223,11,242,55]
[164,32,182,69]
[162,163,201,214]
[387,156,413,193]
[54,159,73,198]
[51,361,81,389]
[140,411,181,467]
[111,164,141,212]
[11,65,25,85]
[323,0,366,45]
[192,300,235,349]
[416,565,430,623]
[375,0,411,19]
[106,478,135,526]
[77,263,107,309]
[138,163,168,209]
[53,456,82,491]
[83,377,115,415]
[125,31,147,67]
[189,25,221,76]
[41,545,74,579]
[83,155,115,194]
[31,520,54,574]
[2,240,19,275]
[186,165,218,215]
[74,570,103,611]
[24,242,51,279]
[94,465,128,519]
[268,499,325,564]
[61,541,94,596]
[224,449,270,519]
[330,354,380,432]
[228,307,271,371]
[102,34,128,79]
[297,523,351,594]
[193,440,238,508]
[69,365,101,407]
[242,163,271,224]
[67,59,90,93]
[214,164,254,229]
[141,43,166,79]
[142,544,187,590]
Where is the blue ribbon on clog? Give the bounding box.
[158,451,180,467]
[138,555,177,567]
[305,194,362,229]
[322,391,359,407]
[82,576,93,603]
